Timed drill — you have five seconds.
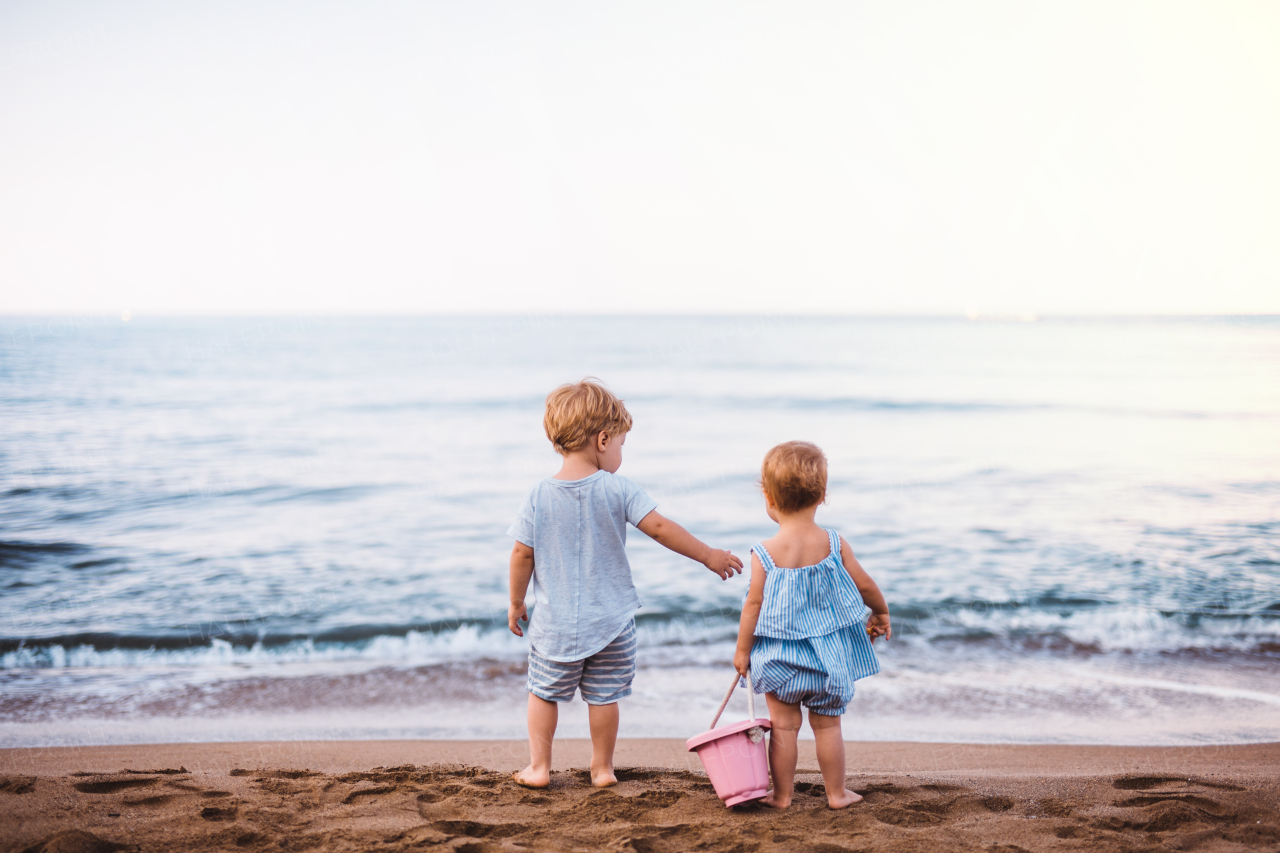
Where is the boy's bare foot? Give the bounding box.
[761,790,792,809]
[590,766,618,787]
[512,766,550,788]
[827,788,863,809]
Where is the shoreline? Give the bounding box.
[5,739,1280,778]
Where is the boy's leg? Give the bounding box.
[587,702,619,787]
[516,693,558,787]
[763,693,802,808]
[519,648,581,788]
[809,710,862,809]
[578,621,636,788]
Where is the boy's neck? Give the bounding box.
[554,451,601,481]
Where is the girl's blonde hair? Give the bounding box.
[543,378,633,455]
[761,441,827,512]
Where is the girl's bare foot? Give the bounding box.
[590,766,617,787]
[827,788,863,809]
[512,766,550,788]
[761,790,792,809]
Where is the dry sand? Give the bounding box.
[3,740,1278,852]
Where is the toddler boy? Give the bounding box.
[507,378,742,787]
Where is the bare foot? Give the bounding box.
[761,790,792,809]
[590,766,617,787]
[512,766,550,788]
[827,788,863,809]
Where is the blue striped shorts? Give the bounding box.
[526,620,637,705]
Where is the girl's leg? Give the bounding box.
[763,693,803,808]
[808,711,862,808]
[587,702,619,787]
[515,693,558,787]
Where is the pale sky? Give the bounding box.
[2,1,1278,316]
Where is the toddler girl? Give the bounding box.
[733,441,891,809]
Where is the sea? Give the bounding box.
[1,315,1278,748]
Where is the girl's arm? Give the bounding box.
[636,510,744,580]
[508,542,535,636]
[839,535,891,642]
[733,552,767,676]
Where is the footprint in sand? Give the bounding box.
[1,775,37,794]
[120,795,174,807]
[342,783,398,804]
[1112,773,1244,792]
[199,805,238,821]
[416,782,501,817]
[228,768,320,779]
[873,805,945,827]
[1112,775,1194,791]
[569,789,684,824]
[859,782,975,827]
[428,819,531,839]
[71,778,157,795]
[1103,774,1258,835]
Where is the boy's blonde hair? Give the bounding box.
[761,441,828,512]
[544,378,634,455]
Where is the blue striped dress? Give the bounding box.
[748,528,880,715]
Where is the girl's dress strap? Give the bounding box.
[752,543,777,572]
[827,529,843,565]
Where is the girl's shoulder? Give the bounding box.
[750,538,773,569]
[753,526,841,570]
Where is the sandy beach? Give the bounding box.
[3,740,1278,852]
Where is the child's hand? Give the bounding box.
[704,549,744,581]
[867,613,891,643]
[508,601,528,637]
[733,647,750,677]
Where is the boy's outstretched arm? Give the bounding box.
[838,535,892,642]
[636,510,743,580]
[508,542,535,636]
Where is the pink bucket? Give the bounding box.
[686,673,772,807]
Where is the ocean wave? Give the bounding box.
[0,624,528,670]
[0,540,90,569]
[3,602,1278,671]
[0,618,511,656]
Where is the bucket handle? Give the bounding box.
[708,670,756,729]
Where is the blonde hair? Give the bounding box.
[543,378,634,455]
[761,441,828,512]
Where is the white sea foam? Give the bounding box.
[3,603,1277,673]
[0,627,524,670]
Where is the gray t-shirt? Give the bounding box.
[507,470,658,662]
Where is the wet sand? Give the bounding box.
[3,740,1278,852]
